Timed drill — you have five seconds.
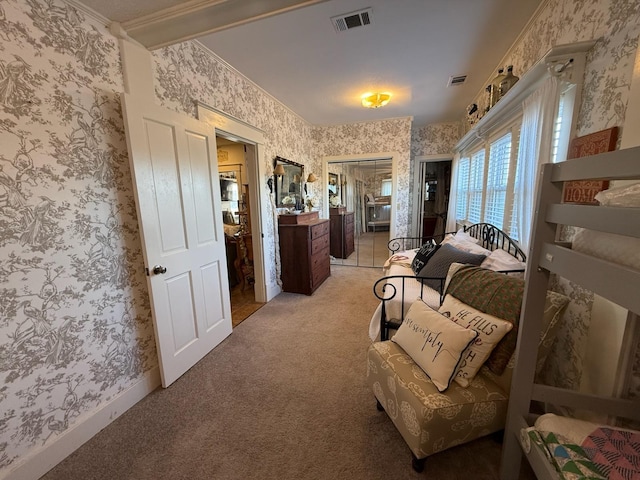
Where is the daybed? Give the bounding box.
[368,223,527,342]
[367,223,571,472]
[500,146,640,479]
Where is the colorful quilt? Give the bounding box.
[527,414,640,480]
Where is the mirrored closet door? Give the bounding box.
[327,158,393,268]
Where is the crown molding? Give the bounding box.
[121,0,331,50]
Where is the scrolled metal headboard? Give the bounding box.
[387,223,526,263]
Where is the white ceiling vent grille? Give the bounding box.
[331,8,373,33]
[447,75,468,87]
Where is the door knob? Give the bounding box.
[152,265,167,275]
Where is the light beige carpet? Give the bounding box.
[41,265,534,480]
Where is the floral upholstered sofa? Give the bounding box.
[366,263,570,472]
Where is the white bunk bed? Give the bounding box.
[366,195,391,231]
[500,146,640,479]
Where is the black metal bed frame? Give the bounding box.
[374,223,526,341]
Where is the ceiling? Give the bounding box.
[81,0,543,127]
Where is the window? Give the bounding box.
[485,133,512,228]
[467,150,485,224]
[380,179,392,196]
[455,157,469,221]
[452,84,575,241]
[453,130,519,237]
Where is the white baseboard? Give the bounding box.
[2,367,161,480]
[265,281,281,302]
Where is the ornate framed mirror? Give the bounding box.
[274,156,304,209]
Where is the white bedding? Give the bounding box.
[368,249,441,341]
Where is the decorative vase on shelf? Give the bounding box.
[499,65,519,98]
[491,68,506,103]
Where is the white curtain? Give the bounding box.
[445,152,460,232]
[515,75,560,252]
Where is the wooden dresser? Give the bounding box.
[329,208,355,259]
[278,211,330,295]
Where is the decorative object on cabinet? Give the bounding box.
[274,156,304,210]
[329,208,354,259]
[278,211,330,295]
[561,126,618,204]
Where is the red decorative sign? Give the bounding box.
[562,127,618,204]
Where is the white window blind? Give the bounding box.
[455,157,470,222]
[468,150,485,224]
[485,133,512,229]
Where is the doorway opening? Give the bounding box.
[216,136,264,327]
[412,157,452,240]
[325,157,394,268]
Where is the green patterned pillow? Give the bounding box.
[445,265,569,376]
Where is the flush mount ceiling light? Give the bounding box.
[361,92,391,108]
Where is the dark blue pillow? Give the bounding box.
[410,240,439,274]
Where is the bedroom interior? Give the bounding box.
[1,0,639,479]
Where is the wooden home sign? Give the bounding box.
[562,127,618,204]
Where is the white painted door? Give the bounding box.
[121,92,232,387]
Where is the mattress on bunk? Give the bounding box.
[572,228,640,272]
[524,413,640,480]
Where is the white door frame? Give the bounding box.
[322,152,399,240]
[196,103,268,303]
[412,154,453,238]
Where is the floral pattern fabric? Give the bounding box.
[367,340,509,459]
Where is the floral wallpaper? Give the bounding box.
[311,118,413,237]
[1,0,639,475]
[411,122,461,158]
[0,0,154,471]
[464,0,640,396]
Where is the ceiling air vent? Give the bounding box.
[447,75,468,87]
[331,8,373,33]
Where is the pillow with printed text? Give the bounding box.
[438,294,513,387]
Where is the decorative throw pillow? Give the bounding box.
[438,295,513,387]
[441,233,492,256]
[418,243,487,292]
[410,240,439,274]
[454,229,480,244]
[481,248,527,273]
[444,265,524,375]
[391,300,478,392]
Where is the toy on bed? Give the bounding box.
[499,145,640,480]
[369,223,527,342]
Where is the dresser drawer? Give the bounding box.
[311,255,330,286]
[311,245,329,270]
[311,220,329,239]
[311,232,329,255]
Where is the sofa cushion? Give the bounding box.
[438,294,513,387]
[419,244,487,292]
[410,240,439,275]
[391,300,478,392]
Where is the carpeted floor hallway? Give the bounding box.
[42,265,534,480]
